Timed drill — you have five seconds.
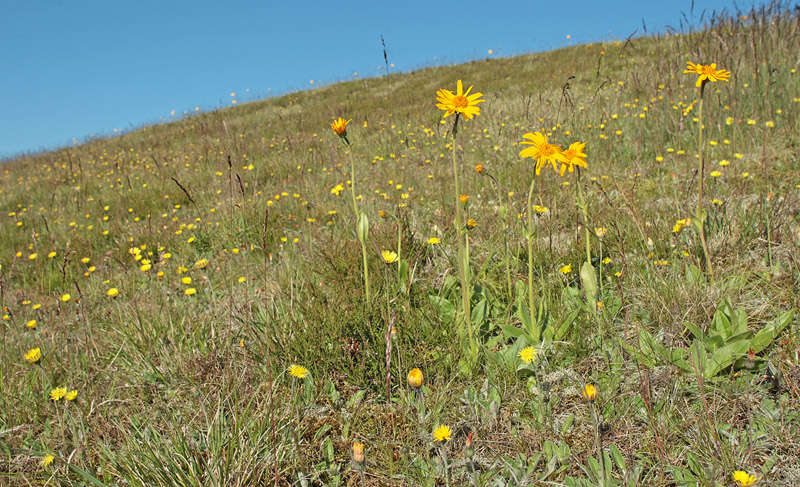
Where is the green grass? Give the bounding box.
[1,3,800,486]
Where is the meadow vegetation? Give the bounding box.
[1,3,799,486]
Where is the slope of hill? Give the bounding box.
[2,3,799,485]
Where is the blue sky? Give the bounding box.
[0,0,762,159]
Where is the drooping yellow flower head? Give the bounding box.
[381,250,399,264]
[684,62,731,87]
[433,424,451,442]
[560,141,588,176]
[519,346,538,364]
[519,132,568,175]
[331,117,351,137]
[436,80,484,120]
[352,441,365,464]
[732,471,757,486]
[288,364,309,379]
[407,368,424,388]
[24,347,41,364]
[582,384,598,402]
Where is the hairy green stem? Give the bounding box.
[526,175,538,342]
[451,116,475,355]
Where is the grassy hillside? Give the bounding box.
[2,3,799,486]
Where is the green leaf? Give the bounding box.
[750,309,793,354]
[471,299,488,327]
[356,212,369,243]
[580,261,598,312]
[429,295,455,324]
[345,389,366,409]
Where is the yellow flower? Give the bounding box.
[407,368,424,388]
[427,237,441,245]
[28,253,37,260]
[533,205,548,214]
[466,219,477,229]
[47,251,57,258]
[594,227,608,238]
[381,250,399,264]
[65,389,78,401]
[353,441,365,464]
[194,258,208,269]
[582,384,598,402]
[519,132,568,175]
[459,194,468,204]
[732,471,757,486]
[436,80,484,120]
[184,288,197,296]
[61,294,71,303]
[684,62,731,87]
[433,424,452,442]
[475,164,484,173]
[289,364,309,379]
[106,288,119,298]
[40,455,54,467]
[559,264,572,274]
[710,170,722,178]
[24,347,41,364]
[559,141,588,176]
[519,346,538,364]
[50,387,67,401]
[331,117,351,137]
[25,319,37,329]
[182,277,192,285]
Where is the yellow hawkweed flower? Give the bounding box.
[433,424,452,442]
[684,62,731,87]
[106,288,119,298]
[25,319,37,329]
[594,227,608,238]
[61,294,71,302]
[28,253,37,260]
[519,132,568,175]
[732,471,757,486]
[459,194,468,204]
[582,384,598,402]
[65,389,78,401]
[519,346,538,364]
[533,205,548,214]
[559,141,588,176]
[381,250,399,264]
[289,364,309,379]
[184,288,197,296]
[331,117,351,137]
[475,164,484,173]
[466,219,477,229]
[182,277,192,285]
[194,258,208,269]
[24,347,41,364]
[436,79,484,120]
[559,264,572,274]
[427,237,441,245]
[407,368,423,388]
[40,455,54,467]
[50,387,67,401]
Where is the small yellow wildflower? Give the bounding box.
[433,424,452,442]
[408,368,424,388]
[184,288,197,296]
[559,264,572,274]
[427,237,441,245]
[24,347,41,364]
[40,455,54,467]
[732,471,757,486]
[519,346,538,364]
[50,387,67,401]
[582,384,598,402]
[106,288,119,298]
[436,80,484,120]
[289,365,309,379]
[65,389,78,401]
[381,250,399,264]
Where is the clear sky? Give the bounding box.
[0,0,763,160]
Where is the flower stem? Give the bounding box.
[576,170,592,265]
[451,116,475,356]
[347,143,370,302]
[696,93,714,276]
[526,175,538,342]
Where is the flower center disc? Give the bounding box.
[453,95,468,109]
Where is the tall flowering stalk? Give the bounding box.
[684,62,730,276]
[519,132,567,342]
[436,80,484,357]
[332,118,371,302]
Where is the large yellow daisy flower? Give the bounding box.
[436,80,484,120]
[560,141,588,176]
[519,132,567,175]
[684,62,731,87]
